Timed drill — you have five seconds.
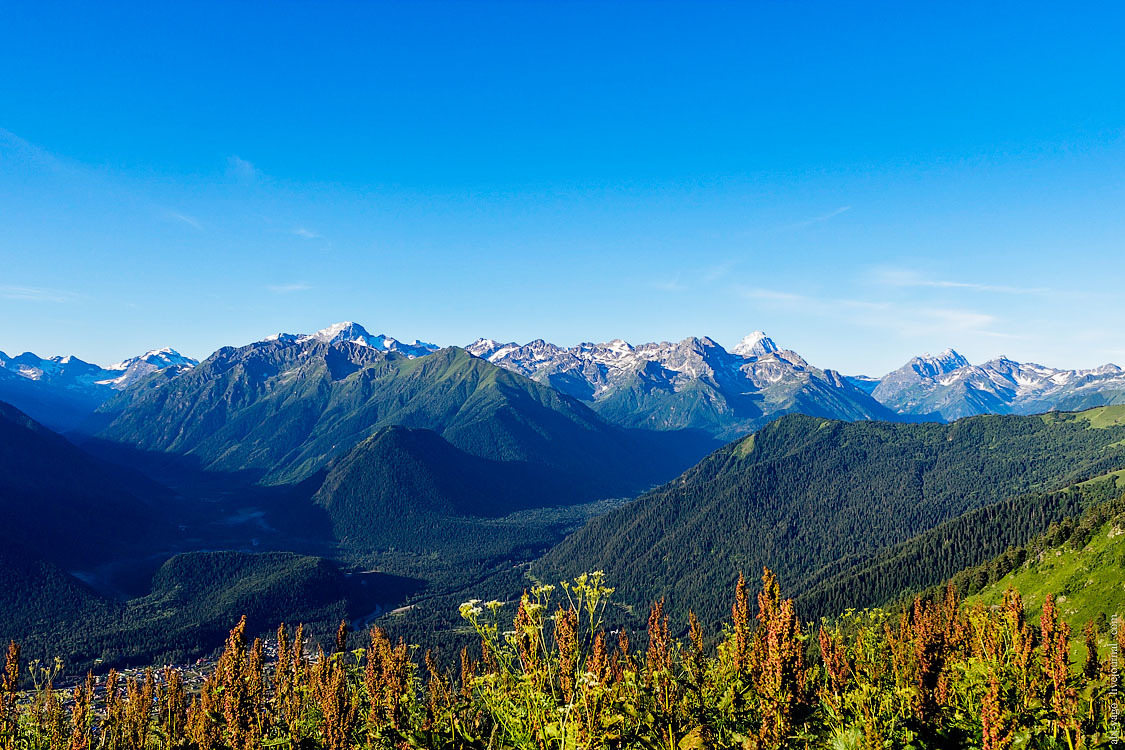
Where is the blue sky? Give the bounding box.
[1,2,1123,375]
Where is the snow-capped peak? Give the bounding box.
[302,321,375,347]
[295,322,439,358]
[732,331,779,358]
[108,347,197,372]
[910,348,970,376]
[98,347,199,389]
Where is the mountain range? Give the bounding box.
[870,348,1125,420]
[88,330,710,495]
[466,331,894,438]
[9,322,1125,438]
[0,347,197,431]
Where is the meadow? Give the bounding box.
[0,570,1116,750]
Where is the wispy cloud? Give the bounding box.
[0,285,75,303]
[292,227,320,240]
[651,277,686,292]
[789,205,852,229]
[227,155,258,182]
[703,260,737,283]
[267,282,312,294]
[739,284,1017,341]
[874,268,1047,294]
[162,210,203,230]
[740,287,809,303]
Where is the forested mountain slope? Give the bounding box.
[537,406,1125,626]
[93,337,714,493]
[0,549,408,673]
[311,425,627,557]
[0,400,171,568]
[797,464,1124,619]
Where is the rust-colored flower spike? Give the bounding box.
[334,619,350,654]
[513,593,540,675]
[912,597,948,724]
[613,627,633,681]
[757,567,782,626]
[686,610,706,686]
[981,671,1011,750]
[1050,623,1077,730]
[818,628,848,696]
[1002,588,1024,633]
[480,635,499,675]
[158,666,187,744]
[67,673,93,750]
[0,640,18,746]
[646,598,672,681]
[554,605,579,703]
[459,646,478,699]
[731,571,751,672]
[589,631,609,684]
[755,593,807,749]
[121,669,155,748]
[313,649,358,750]
[1040,593,1058,673]
[365,626,412,732]
[424,648,453,724]
[40,682,65,750]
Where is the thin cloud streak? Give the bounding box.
[0,285,75,302]
[875,268,1047,294]
[292,227,320,239]
[163,210,203,230]
[267,283,312,294]
[738,285,1018,342]
[789,205,852,229]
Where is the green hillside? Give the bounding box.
[964,490,1125,652]
[797,468,1122,620]
[537,407,1125,628]
[313,425,622,557]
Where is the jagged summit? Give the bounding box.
[873,346,1125,420]
[908,348,970,378]
[463,332,889,437]
[732,331,779,358]
[264,322,439,358]
[108,348,196,372]
[99,348,200,389]
[303,321,373,345]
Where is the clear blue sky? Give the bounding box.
[2,2,1123,375]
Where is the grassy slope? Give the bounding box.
[968,504,1125,656]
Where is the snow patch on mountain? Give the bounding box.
[269,322,440,359]
[871,349,1125,420]
[732,331,779,358]
[98,348,200,389]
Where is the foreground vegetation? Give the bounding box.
[1,570,1118,750]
